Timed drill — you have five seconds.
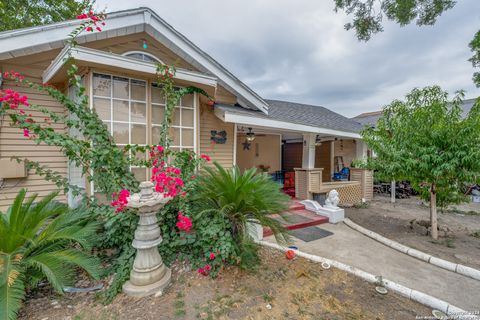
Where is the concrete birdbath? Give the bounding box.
[122,181,172,297]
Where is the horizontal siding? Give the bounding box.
[215,85,237,105]
[199,102,234,168]
[85,32,198,72]
[0,61,68,211]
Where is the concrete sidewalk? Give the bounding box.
[265,223,480,311]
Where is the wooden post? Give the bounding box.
[390,180,396,203]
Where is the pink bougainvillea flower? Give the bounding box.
[200,154,211,162]
[176,211,192,231]
[86,26,93,32]
[111,189,130,213]
[23,129,30,137]
[96,27,102,32]
[209,253,215,260]
[0,88,29,110]
[197,264,212,276]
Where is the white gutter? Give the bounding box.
[43,46,218,87]
[217,109,362,139]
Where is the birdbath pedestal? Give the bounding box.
[122,181,172,297]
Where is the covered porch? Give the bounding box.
[235,128,372,206]
[224,122,373,206]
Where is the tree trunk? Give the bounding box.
[390,180,396,203]
[430,183,438,240]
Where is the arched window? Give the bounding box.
[123,51,163,64]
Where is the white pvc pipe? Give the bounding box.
[257,240,478,318]
[343,218,480,282]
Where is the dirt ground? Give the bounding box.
[347,195,480,269]
[19,247,430,320]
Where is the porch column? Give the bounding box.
[302,133,316,169]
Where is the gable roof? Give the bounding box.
[352,98,479,128]
[0,7,269,114]
[216,100,362,138]
[352,110,383,127]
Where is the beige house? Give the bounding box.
[0,7,372,210]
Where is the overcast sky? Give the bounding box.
[96,0,480,117]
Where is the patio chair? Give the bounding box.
[332,167,350,181]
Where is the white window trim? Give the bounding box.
[89,72,199,195]
[91,72,149,192]
[122,50,164,64]
[151,84,197,151]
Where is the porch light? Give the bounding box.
[142,40,148,49]
[246,128,255,142]
[315,136,322,146]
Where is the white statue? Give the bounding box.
[325,189,340,209]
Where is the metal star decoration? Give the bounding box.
[242,140,251,150]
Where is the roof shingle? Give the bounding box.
[217,99,363,134]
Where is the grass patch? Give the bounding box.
[441,208,480,216]
[430,238,456,248]
[262,291,274,303]
[470,230,480,238]
[353,202,370,209]
[174,291,186,317]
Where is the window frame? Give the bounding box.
[91,72,149,183]
[122,51,164,64]
[151,84,197,152]
[89,70,198,193]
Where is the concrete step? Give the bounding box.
[263,209,328,237]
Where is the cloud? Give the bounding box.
[95,0,480,117]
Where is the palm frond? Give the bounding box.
[24,253,74,293]
[0,255,26,320]
[48,249,102,280]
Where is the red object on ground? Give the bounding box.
[286,250,296,260]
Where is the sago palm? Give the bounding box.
[193,162,291,247]
[0,190,101,320]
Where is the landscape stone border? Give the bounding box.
[343,218,480,282]
[258,240,479,319]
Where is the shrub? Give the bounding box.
[0,190,101,320]
[190,162,291,270]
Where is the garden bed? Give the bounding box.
[347,195,480,270]
[19,247,430,320]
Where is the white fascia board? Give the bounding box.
[220,110,362,139]
[42,46,218,87]
[0,10,147,56]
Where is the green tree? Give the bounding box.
[0,0,88,32]
[333,0,480,87]
[362,86,480,239]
